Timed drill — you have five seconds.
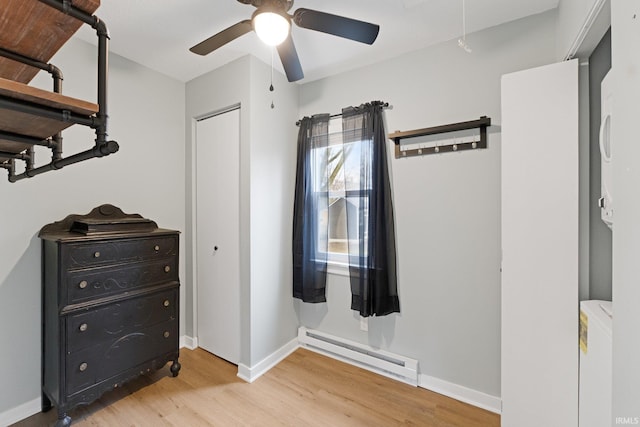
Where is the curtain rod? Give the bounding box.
[295,101,390,126]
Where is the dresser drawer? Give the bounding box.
[66,288,177,353]
[62,235,178,270]
[65,257,178,304]
[65,319,178,396]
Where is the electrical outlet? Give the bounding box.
[360,316,368,331]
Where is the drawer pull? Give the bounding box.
[163,331,170,338]
[154,245,160,251]
[163,300,170,307]
[164,265,171,273]
[79,323,88,332]
[78,280,88,289]
[79,362,88,372]
[94,251,101,258]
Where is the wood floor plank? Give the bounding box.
[13,348,500,427]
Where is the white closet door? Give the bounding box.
[501,60,579,427]
[196,108,240,364]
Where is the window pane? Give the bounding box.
[344,195,369,258]
[327,197,351,254]
[311,145,328,192]
[313,131,371,260]
[343,139,373,191]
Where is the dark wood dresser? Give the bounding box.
[38,204,181,427]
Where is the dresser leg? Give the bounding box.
[42,391,52,413]
[170,360,181,377]
[55,413,71,427]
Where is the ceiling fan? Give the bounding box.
[189,0,380,82]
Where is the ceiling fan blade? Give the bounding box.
[293,8,379,45]
[277,35,304,82]
[190,20,253,55]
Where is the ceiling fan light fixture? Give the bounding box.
[253,10,290,46]
[190,0,380,82]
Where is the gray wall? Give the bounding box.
[296,11,557,398]
[185,56,299,368]
[588,29,613,301]
[0,38,186,418]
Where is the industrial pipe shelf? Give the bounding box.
[0,0,118,182]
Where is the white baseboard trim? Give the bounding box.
[419,374,501,414]
[0,397,41,426]
[237,338,299,383]
[180,335,198,350]
[2,339,499,425]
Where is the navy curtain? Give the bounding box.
[292,114,330,303]
[342,102,399,317]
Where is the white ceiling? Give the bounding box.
[74,0,560,83]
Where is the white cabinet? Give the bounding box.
[501,59,579,427]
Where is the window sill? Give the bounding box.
[326,260,350,277]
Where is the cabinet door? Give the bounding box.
[501,59,579,427]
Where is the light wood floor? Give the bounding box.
[14,348,500,426]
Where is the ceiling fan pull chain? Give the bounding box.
[270,46,275,92]
[270,47,275,108]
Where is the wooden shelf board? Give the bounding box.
[0,0,100,84]
[0,107,73,139]
[0,140,32,155]
[0,77,98,158]
[0,77,99,115]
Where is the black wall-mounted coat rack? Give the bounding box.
[388,116,491,159]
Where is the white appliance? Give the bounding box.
[599,70,613,228]
[578,300,612,427]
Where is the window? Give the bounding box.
[293,102,399,315]
[312,121,372,266]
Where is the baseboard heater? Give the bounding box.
[298,327,419,386]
